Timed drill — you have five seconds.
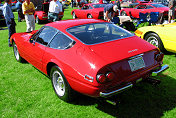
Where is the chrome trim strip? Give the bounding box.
[100,83,133,97]
[152,65,169,76]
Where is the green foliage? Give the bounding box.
[0,7,176,118]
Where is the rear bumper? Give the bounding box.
[100,65,169,98]
[152,64,169,76]
[100,83,133,98]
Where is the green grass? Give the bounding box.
[0,6,176,118]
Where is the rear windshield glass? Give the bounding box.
[67,23,133,45]
[151,3,167,8]
[92,4,106,8]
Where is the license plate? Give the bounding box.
[128,56,145,72]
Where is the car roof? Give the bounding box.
[45,19,107,31]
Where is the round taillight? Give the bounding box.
[96,74,106,83]
[106,72,115,81]
[155,52,164,62]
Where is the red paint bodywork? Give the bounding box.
[11,19,164,97]
[71,3,105,19]
[121,3,170,18]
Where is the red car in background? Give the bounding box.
[34,2,64,24]
[71,3,106,19]
[11,0,17,4]
[10,19,168,102]
[121,3,170,18]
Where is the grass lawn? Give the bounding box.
[0,6,176,118]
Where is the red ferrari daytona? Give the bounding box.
[10,19,169,102]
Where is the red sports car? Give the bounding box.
[10,19,168,102]
[71,3,106,19]
[34,2,64,24]
[121,3,170,19]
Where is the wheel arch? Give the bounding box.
[143,31,156,40]
[87,13,92,17]
[121,10,128,16]
[46,61,64,77]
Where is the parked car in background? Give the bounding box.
[34,2,64,24]
[11,0,17,11]
[121,3,170,19]
[0,3,6,26]
[11,0,17,4]
[71,3,106,19]
[10,19,168,102]
[135,22,176,53]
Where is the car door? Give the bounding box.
[24,27,57,71]
[41,31,75,72]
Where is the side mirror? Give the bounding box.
[29,38,34,43]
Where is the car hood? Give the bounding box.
[88,36,156,63]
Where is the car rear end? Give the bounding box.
[96,49,167,97]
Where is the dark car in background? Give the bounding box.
[0,4,6,26]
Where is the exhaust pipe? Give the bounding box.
[145,78,161,85]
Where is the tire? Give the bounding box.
[35,16,41,24]
[13,42,25,62]
[144,33,166,52]
[87,14,93,18]
[121,11,127,16]
[50,66,75,102]
[72,12,77,19]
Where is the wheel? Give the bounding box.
[121,11,127,16]
[72,12,77,19]
[144,33,166,52]
[35,16,41,24]
[87,14,93,18]
[13,42,25,62]
[50,66,75,102]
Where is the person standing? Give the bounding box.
[16,0,23,22]
[104,4,118,22]
[48,0,62,22]
[22,0,35,32]
[3,0,16,47]
[168,0,176,23]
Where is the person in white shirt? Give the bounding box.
[48,0,62,22]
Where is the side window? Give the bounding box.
[136,5,146,9]
[146,5,153,9]
[49,32,73,49]
[89,6,93,9]
[35,27,56,45]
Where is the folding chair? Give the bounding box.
[136,12,149,27]
[149,12,159,25]
[111,17,120,24]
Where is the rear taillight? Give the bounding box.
[96,74,106,83]
[155,52,164,62]
[106,72,115,81]
[97,72,115,83]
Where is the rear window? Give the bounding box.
[151,3,167,8]
[67,23,133,45]
[92,4,106,8]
